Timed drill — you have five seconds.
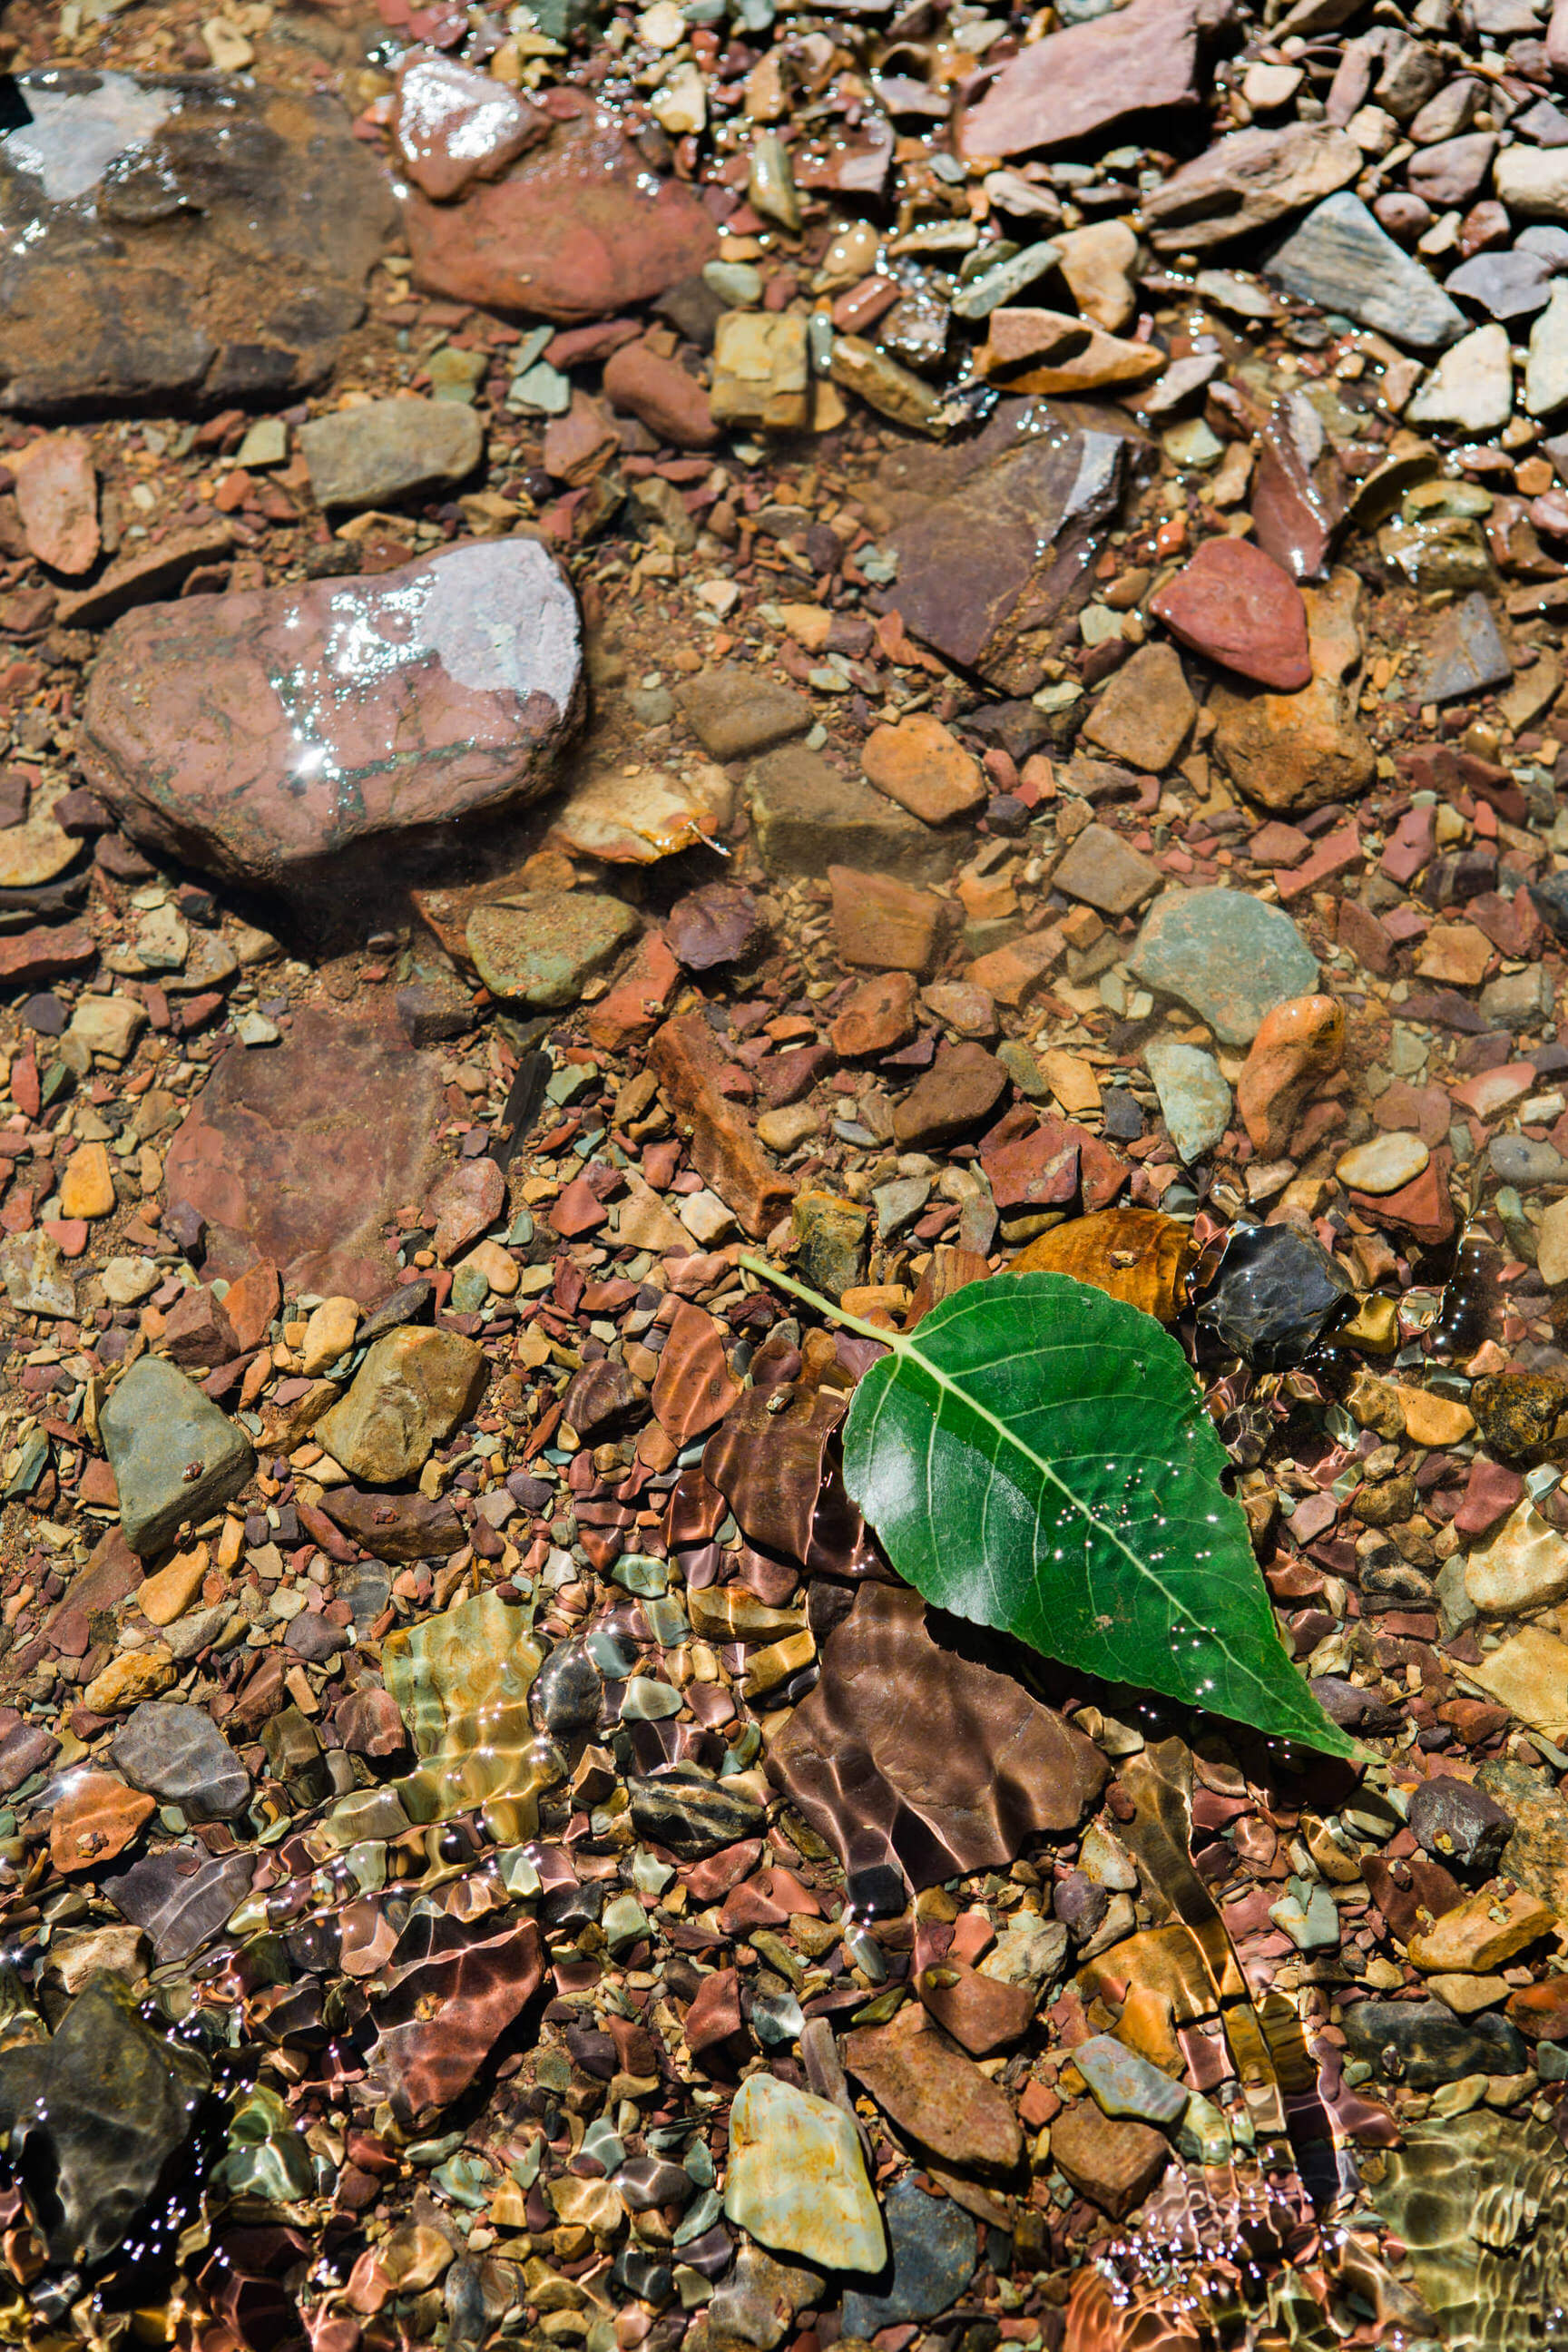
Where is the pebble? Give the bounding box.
[1237,993,1344,1157]
[1150,538,1310,691]
[678,667,810,763]
[892,1043,1009,1149]
[1080,643,1195,774]
[1267,191,1467,349]
[297,399,485,513]
[101,1356,255,1556]
[1488,1135,1566,1187]
[722,2073,885,2275]
[1528,283,1568,416]
[466,892,640,1009]
[1465,1501,1568,1618]
[1538,1197,1568,1285]
[861,713,986,827]
[391,52,543,201]
[1130,887,1319,1045]
[315,1328,486,1485]
[1407,323,1514,434]
[1406,1885,1555,1975]
[1073,2034,1188,2127]
[300,1295,358,1377]
[1049,2102,1169,2222]
[1409,1777,1514,1876]
[1143,1038,1231,1164]
[845,2008,1023,2173]
[13,432,100,575]
[111,1700,250,1820]
[1337,1132,1432,1195]
[1052,822,1162,916]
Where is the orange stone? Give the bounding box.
[1236,993,1345,1157]
[50,1769,155,1874]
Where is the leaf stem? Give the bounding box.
[738,1252,906,1350]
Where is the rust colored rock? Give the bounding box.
[368,1914,544,2122]
[223,1259,281,1355]
[563,1358,649,1440]
[1150,538,1311,692]
[404,94,719,326]
[588,930,681,1051]
[683,1965,747,2074]
[917,1961,1035,2055]
[1236,994,1345,1157]
[163,1004,446,1304]
[79,540,583,906]
[1050,2102,1169,2221]
[648,1014,796,1239]
[845,2003,1023,2173]
[1210,674,1375,814]
[956,0,1229,162]
[0,922,96,986]
[862,712,987,827]
[653,1300,741,1443]
[830,866,951,975]
[161,1285,240,1369]
[893,1044,1010,1151]
[831,971,920,1059]
[704,1383,875,1577]
[322,1486,466,1563]
[603,339,718,450]
[768,1583,1108,1889]
[13,434,99,575]
[50,1770,155,1876]
[426,1157,505,1264]
[390,52,545,201]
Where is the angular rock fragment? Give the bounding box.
[101,1355,255,1555]
[956,0,1233,164]
[1267,192,1466,350]
[1143,123,1361,251]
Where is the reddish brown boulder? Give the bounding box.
[1150,537,1311,691]
[163,1004,446,1304]
[79,540,583,905]
[404,94,719,325]
[956,0,1229,162]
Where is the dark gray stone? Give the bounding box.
[1197,1221,1353,1370]
[103,1847,255,1963]
[1267,192,1467,350]
[843,2177,978,2333]
[1411,592,1514,706]
[532,1639,605,1737]
[111,1700,250,1820]
[628,1767,767,1857]
[1341,1998,1527,2088]
[1408,1774,1513,1875]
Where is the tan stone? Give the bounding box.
[1081,644,1195,773]
[1460,1624,1568,1742]
[1392,1385,1475,1446]
[138,1544,209,1627]
[462,1238,520,1297]
[1210,676,1375,813]
[1036,1051,1102,1116]
[1406,1884,1555,1974]
[1465,1501,1568,1618]
[1054,221,1140,332]
[710,311,809,431]
[1416,923,1493,987]
[829,866,950,975]
[975,307,1163,397]
[300,1295,359,1377]
[60,1141,116,1220]
[862,713,986,827]
[1426,1972,1512,2014]
[1537,1196,1568,1287]
[313,1326,487,1484]
[83,1644,177,1712]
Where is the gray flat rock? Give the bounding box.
[298,398,484,512]
[100,1354,255,1556]
[1267,192,1467,350]
[1130,887,1319,1046]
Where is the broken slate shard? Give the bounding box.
[768,1584,1108,1902]
[1196,1221,1353,1370]
[955,0,1233,164]
[0,1975,211,2267]
[78,539,583,907]
[0,71,397,415]
[885,427,1129,693]
[1266,192,1467,353]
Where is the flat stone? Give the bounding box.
[1336,1132,1431,1194]
[323,1485,466,1563]
[885,423,1128,697]
[1267,192,1467,351]
[892,1043,1010,1150]
[314,1327,486,1485]
[1049,2102,1169,2221]
[1073,2034,1189,2127]
[297,399,484,513]
[1538,1197,1568,1285]
[404,93,718,324]
[1237,993,1344,1156]
[1497,142,1568,220]
[102,1846,253,1964]
[677,666,810,762]
[1341,1998,1527,2087]
[1144,1038,1231,1163]
[136,1549,207,1625]
[1411,592,1514,705]
[1408,132,1498,207]
[916,1960,1034,2054]
[1461,1624,1568,1743]
[1143,122,1363,251]
[862,713,986,826]
[0,779,83,889]
[60,1140,115,1220]
[83,1648,176,1713]
[1053,822,1162,916]
[390,51,544,201]
[466,891,639,1009]
[830,867,949,975]
[1080,643,1196,773]
[603,338,717,450]
[1407,323,1514,433]
[956,0,1229,163]
[0,71,396,416]
[1407,1883,1555,1974]
[1130,887,1320,1045]
[1446,247,1556,324]
[0,1229,75,1318]
[842,2178,976,2334]
[101,1355,254,1556]
[80,540,583,905]
[111,1700,250,1819]
[1054,221,1139,331]
[1528,283,1568,416]
[723,2073,885,2275]
[749,747,957,886]
[846,2004,1023,2173]
[831,972,920,1058]
[13,432,99,573]
[975,307,1163,397]
[1465,1501,1568,1618]
[1151,536,1311,690]
[300,1293,359,1376]
[49,1770,155,1875]
[163,1005,446,1304]
[1410,1775,1514,1876]
[710,311,811,433]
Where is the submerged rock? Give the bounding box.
[1197,1222,1353,1370]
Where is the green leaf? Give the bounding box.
[743,1260,1358,1762]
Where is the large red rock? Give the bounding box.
[956,0,1233,163]
[404,93,719,325]
[1150,537,1311,691]
[78,539,583,906]
[162,1005,446,1304]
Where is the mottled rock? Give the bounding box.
[112,1700,250,1819]
[847,2004,1023,2173]
[1143,122,1362,251]
[404,93,718,324]
[723,2073,885,2274]
[164,1005,446,1304]
[297,399,484,512]
[0,71,396,415]
[390,51,544,201]
[628,1766,766,1857]
[1080,644,1195,773]
[1053,823,1161,916]
[956,0,1233,163]
[101,1354,255,1555]
[842,2178,977,2334]
[0,1976,211,2267]
[1151,537,1311,690]
[1344,2000,1526,2087]
[1267,192,1467,350]
[466,891,639,1009]
[1409,1775,1513,1876]
[315,1328,486,1485]
[80,541,583,905]
[13,432,99,573]
[1465,1502,1568,1617]
[1130,887,1319,1044]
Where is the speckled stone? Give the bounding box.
[1130,888,1319,1046]
[723,2073,886,2273]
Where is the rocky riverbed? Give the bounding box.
[3,0,1568,2345]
